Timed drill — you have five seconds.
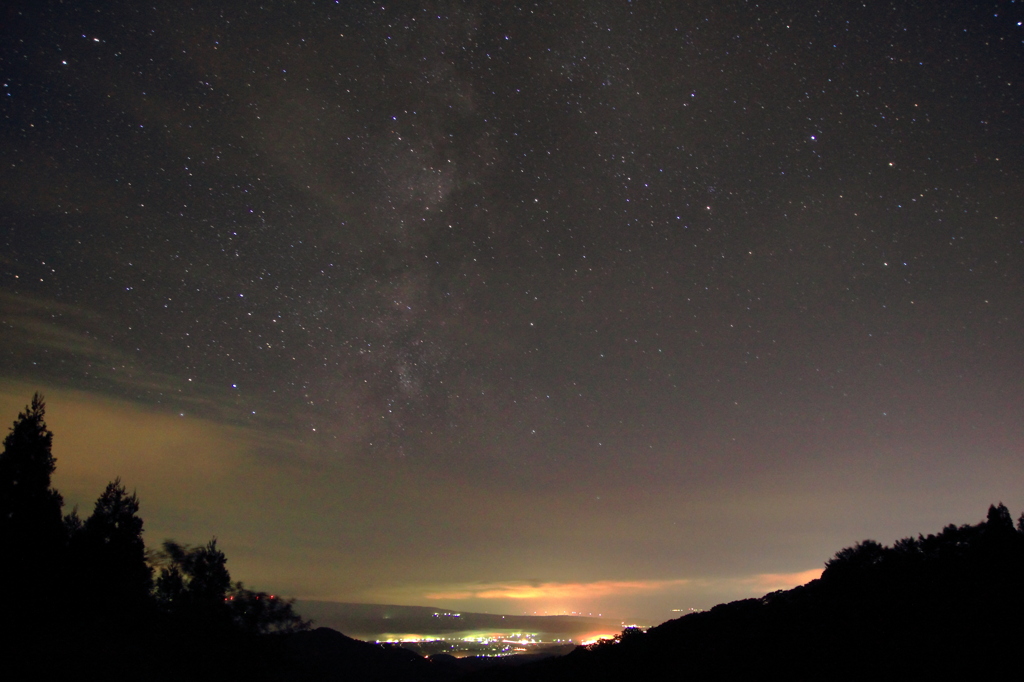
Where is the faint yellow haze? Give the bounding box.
[0,385,846,624]
[0,383,245,496]
[0,381,290,559]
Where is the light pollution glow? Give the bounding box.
[424,571,821,602]
[2,383,827,622]
[3,0,1023,632]
[417,570,824,620]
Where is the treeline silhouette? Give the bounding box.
[6,394,1024,680]
[0,395,308,680]
[470,504,1024,681]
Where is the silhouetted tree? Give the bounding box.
[822,539,886,579]
[150,538,309,680]
[154,538,310,639]
[64,505,83,535]
[73,478,153,616]
[226,583,310,635]
[0,398,306,680]
[155,539,232,621]
[185,540,232,602]
[0,394,66,617]
[985,502,1014,534]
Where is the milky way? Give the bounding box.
[2,1,1022,622]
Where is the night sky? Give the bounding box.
[2,1,1022,624]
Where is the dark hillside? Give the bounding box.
[469,504,1024,681]
[273,627,460,682]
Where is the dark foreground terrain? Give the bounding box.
[6,396,1024,679]
[463,504,1024,681]
[11,503,1024,680]
[176,503,1024,681]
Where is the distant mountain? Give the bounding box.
[464,504,1024,681]
[294,600,622,643]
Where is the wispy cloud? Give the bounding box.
[0,293,299,434]
[0,291,112,358]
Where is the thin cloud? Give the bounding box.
[0,293,300,433]
[420,570,822,605]
[425,579,692,601]
[0,291,112,359]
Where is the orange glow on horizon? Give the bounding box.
[745,568,823,591]
[425,578,691,602]
[578,632,620,645]
[422,569,822,604]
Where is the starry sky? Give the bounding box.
[2,0,1022,624]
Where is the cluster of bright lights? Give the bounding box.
[378,626,647,656]
[378,636,434,643]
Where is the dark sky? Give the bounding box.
[2,0,1022,624]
